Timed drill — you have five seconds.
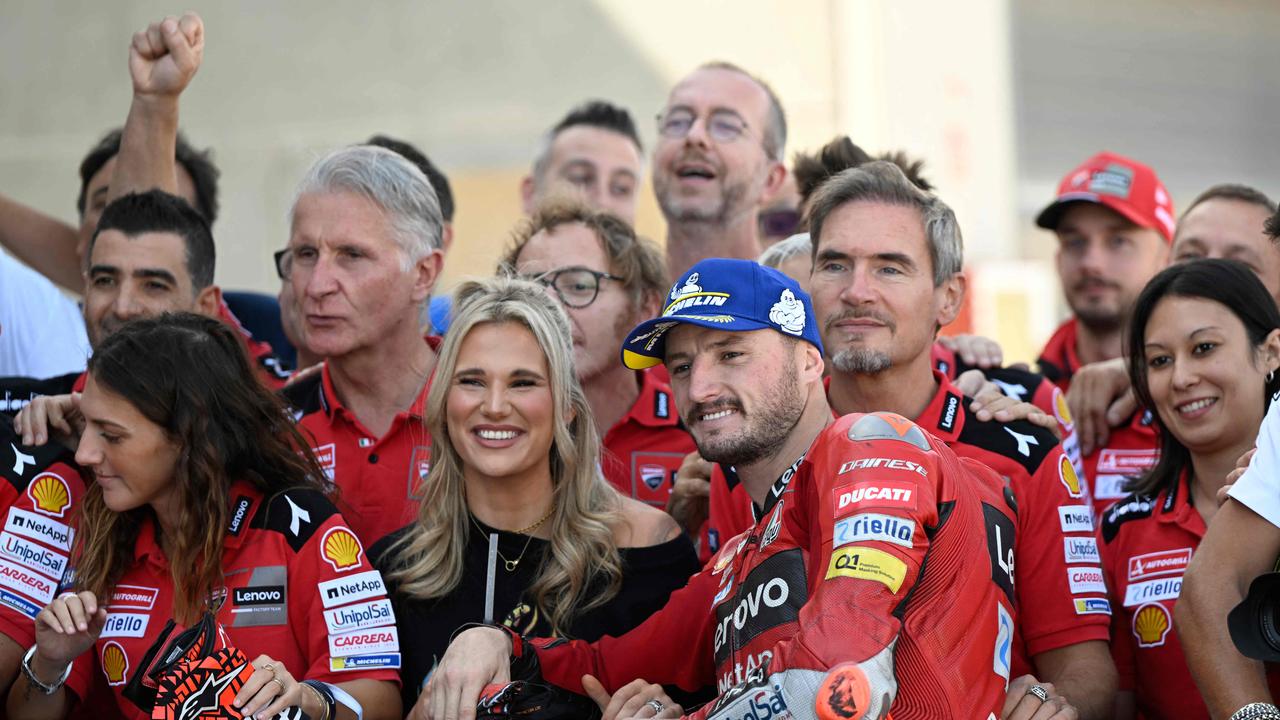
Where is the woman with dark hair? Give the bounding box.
[7,314,401,719]
[1099,259,1280,720]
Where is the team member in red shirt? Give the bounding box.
[1098,259,1280,719]
[0,416,84,699]
[792,161,1109,718]
[7,314,400,719]
[278,144,446,546]
[1030,151,1173,512]
[424,259,1069,720]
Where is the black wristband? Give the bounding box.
[301,679,336,720]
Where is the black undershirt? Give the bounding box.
[370,516,700,710]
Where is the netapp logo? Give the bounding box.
[234,586,284,606]
[712,548,805,665]
[318,570,386,609]
[5,508,73,551]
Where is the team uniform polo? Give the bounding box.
[911,372,1109,676]
[0,416,84,647]
[282,337,440,546]
[1081,411,1159,515]
[932,341,1086,479]
[1100,472,1280,719]
[601,370,695,508]
[64,484,399,717]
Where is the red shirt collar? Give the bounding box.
[823,370,959,435]
[317,335,442,422]
[913,370,966,441]
[1039,318,1082,384]
[133,480,264,565]
[613,369,681,431]
[1155,468,1206,537]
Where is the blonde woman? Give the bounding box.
[370,277,697,713]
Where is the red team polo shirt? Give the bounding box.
[911,373,1109,675]
[707,373,1109,677]
[600,370,694,508]
[65,483,399,717]
[1036,319,1160,514]
[0,418,84,646]
[282,338,441,546]
[1100,471,1280,719]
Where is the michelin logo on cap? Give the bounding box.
[620,258,824,370]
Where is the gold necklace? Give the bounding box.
[469,505,555,572]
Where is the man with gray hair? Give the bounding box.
[655,61,789,277]
[804,161,1116,718]
[280,144,445,545]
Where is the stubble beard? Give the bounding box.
[691,354,805,467]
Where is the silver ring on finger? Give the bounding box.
[646,699,666,714]
[1027,684,1050,702]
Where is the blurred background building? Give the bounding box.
[2,0,1278,363]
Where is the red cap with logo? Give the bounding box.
[1035,151,1175,243]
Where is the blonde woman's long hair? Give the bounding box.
[386,276,623,636]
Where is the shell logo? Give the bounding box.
[1059,455,1083,499]
[101,641,128,685]
[1133,603,1171,647]
[27,473,71,517]
[1053,388,1074,430]
[322,527,364,572]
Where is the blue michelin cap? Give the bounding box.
[621,258,824,370]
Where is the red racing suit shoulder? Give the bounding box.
[517,412,1014,720]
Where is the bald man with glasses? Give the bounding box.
[654,61,790,278]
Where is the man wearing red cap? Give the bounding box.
[1036,151,1174,390]
[1036,152,1173,513]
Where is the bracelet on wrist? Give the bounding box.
[1230,703,1280,720]
[300,679,335,720]
[20,645,71,695]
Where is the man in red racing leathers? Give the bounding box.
[423,259,1029,720]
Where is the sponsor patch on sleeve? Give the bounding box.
[329,653,401,672]
[1132,603,1172,647]
[328,625,400,657]
[1073,597,1111,615]
[0,560,56,604]
[321,526,365,573]
[832,480,916,514]
[1057,506,1094,533]
[833,513,915,549]
[1063,537,1100,564]
[1067,567,1107,595]
[318,570,387,609]
[324,598,396,635]
[0,589,41,618]
[0,531,67,579]
[4,508,73,552]
[26,472,71,517]
[825,546,907,593]
[1058,455,1084,498]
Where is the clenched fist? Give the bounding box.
[129,12,204,98]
